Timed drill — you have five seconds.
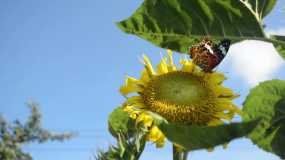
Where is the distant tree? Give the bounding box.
[0,99,77,160]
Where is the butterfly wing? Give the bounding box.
[189,37,230,73]
[189,45,206,71]
[199,36,214,55]
[210,39,231,69]
[189,36,215,73]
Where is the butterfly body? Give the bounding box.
[189,36,230,73]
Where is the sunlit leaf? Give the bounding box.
[269,35,285,60]
[242,79,285,159]
[115,0,278,53]
[108,107,136,140]
[150,111,259,151]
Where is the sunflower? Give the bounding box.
[118,50,243,152]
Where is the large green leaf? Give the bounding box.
[115,0,285,60]
[149,111,259,152]
[108,107,136,140]
[241,0,277,20]
[270,35,285,60]
[242,80,285,159]
[115,0,278,53]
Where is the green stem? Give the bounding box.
[182,151,189,160]
[173,144,182,160]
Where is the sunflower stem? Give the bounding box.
[182,151,189,160]
[172,144,182,160]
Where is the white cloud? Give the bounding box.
[266,27,285,37]
[220,34,285,86]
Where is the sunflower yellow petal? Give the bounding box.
[167,49,174,72]
[176,147,183,152]
[197,71,206,76]
[223,143,228,149]
[119,85,144,96]
[156,57,168,75]
[136,114,153,128]
[173,66,178,71]
[206,148,215,152]
[130,112,137,119]
[207,118,225,126]
[156,133,167,147]
[173,143,184,152]
[182,64,193,72]
[180,59,193,73]
[217,98,234,105]
[187,60,196,73]
[202,74,211,81]
[211,73,227,80]
[131,103,145,109]
[148,125,166,148]
[218,99,243,115]
[127,96,143,104]
[232,104,243,115]
[141,69,151,84]
[132,109,147,115]
[229,94,241,100]
[207,121,215,126]
[126,77,146,86]
[148,125,159,141]
[215,104,236,112]
[213,85,233,97]
[122,102,132,113]
[213,112,231,122]
[189,61,199,73]
[123,106,133,113]
[180,59,188,66]
[209,78,223,86]
[229,111,235,120]
[143,55,157,77]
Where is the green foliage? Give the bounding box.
[115,0,285,60]
[0,99,77,160]
[270,35,285,59]
[108,107,136,140]
[95,122,147,160]
[149,111,259,152]
[242,80,285,159]
[105,0,285,159]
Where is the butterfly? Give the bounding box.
[188,36,230,73]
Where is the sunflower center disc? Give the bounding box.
[142,71,217,125]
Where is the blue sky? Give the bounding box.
[0,0,285,160]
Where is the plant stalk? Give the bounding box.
[183,151,189,160]
[173,144,182,160]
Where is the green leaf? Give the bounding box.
[242,79,285,159]
[242,0,277,20]
[115,0,277,53]
[269,35,285,60]
[149,111,259,151]
[95,122,147,160]
[134,122,147,160]
[108,107,136,140]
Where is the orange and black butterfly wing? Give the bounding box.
[189,36,214,73]
[189,37,231,73]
